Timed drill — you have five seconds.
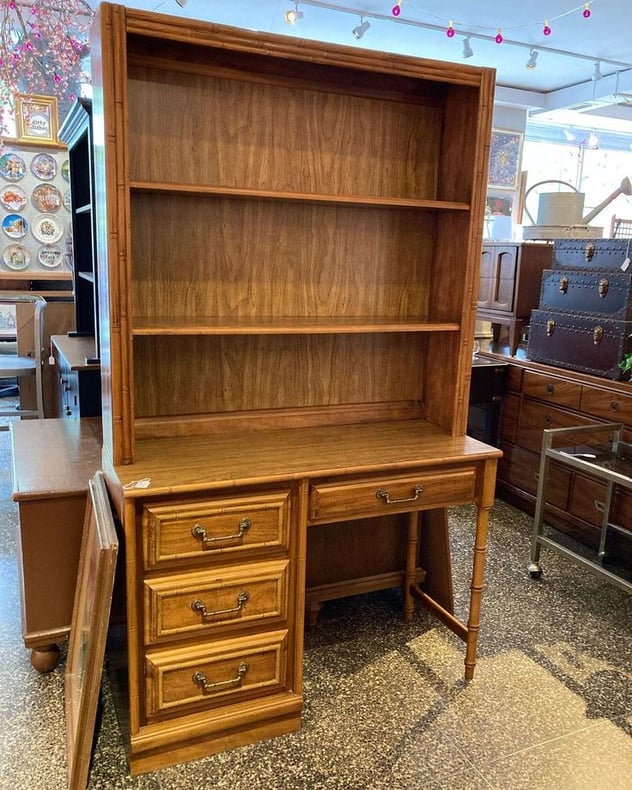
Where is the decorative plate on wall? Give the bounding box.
[32,213,63,244]
[61,160,70,182]
[63,189,72,211]
[2,243,31,270]
[0,153,26,181]
[37,245,63,268]
[32,183,63,213]
[30,152,57,181]
[2,213,28,239]
[0,185,27,211]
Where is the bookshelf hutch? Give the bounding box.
[91,3,500,773]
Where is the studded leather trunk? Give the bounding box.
[552,238,632,272]
[538,268,632,321]
[527,309,632,380]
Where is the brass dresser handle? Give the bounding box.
[191,591,250,620]
[191,518,251,546]
[193,662,249,693]
[376,485,423,505]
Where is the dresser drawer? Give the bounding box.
[580,386,632,424]
[145,630,288,719]
[309,467,477,522]
[498,443,570,507]
[522,371,582,409]
[517,400,595,454]
[144,560,289,644]
[143,490,291,570]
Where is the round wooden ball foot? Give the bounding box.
[30,644,61,673]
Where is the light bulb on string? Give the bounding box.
[543,20,551,36]
[583,3,591,18]
[495,29,503,44]
[392,1,402,17]
[446,20,455,38]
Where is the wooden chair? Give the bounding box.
[0,293,47,429]
[610,215,632,238]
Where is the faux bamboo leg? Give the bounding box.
[404,512,419,622]
[464,501,491,680]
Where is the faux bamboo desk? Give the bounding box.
[10,418,102,671]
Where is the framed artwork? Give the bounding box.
[15,94,59,145]
[65,471,119,790]
[488,129,524,191]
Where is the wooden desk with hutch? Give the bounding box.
[91,4,500,774]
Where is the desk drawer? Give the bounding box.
[144,560,289,644]
[309,468,477,522]
[143,490,291,570]
[145,630,288,719]
[580,386,632,424]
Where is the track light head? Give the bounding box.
[462,36,473,59]
[175,0,187,7]
[353,19,371,40]
[285,6,303,25]
[592,61,602,81]
[526,49,539,70]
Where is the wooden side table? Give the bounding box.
[10,418,102,671]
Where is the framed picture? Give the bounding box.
[488,129,524,191]
[15,94,59,145]
[65,472,118,790]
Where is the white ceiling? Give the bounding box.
[90,0,632,126]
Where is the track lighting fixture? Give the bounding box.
[284,4,303,25]
[526,49,538,70]
[353,18,371,40]
[462,36,473,59]
[175,0,187,7]
[592,61,602,81]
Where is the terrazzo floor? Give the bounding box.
[0,417,630,789]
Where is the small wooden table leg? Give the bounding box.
[30,644,60,673]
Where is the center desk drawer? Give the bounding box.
[143,490,291,570]
[309,468,477,522]
[145,630,288,719]
[144,560,289,644]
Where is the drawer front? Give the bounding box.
[580,385,632,424]
[505,365,523,394]
[517,400,595,454]
[144,560,289,644]
[522,370,581,409]
[498,443,570,508]
[499,392,520,444]
[309,467,477,522]
[145,630,288,719]
[143,490,291,570]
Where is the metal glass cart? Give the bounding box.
[529,422,632,593]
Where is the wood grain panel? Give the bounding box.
[130,194,432,321]
[132,333,426,418]
[127,66,441,199]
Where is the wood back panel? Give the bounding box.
[130,195,433,321]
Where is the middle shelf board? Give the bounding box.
[130,181,471,212]
[131,317,462,335]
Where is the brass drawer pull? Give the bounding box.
[192,662,249,693]
[558,276,569,294]
[546,319,555,337]
[610,400,620,412]
[545,383,555,395]
[544,415,552,425]
[191,591,250,620]
[585,242,595,261]
[191,518,251,546]
[376,484,423,505]
[598,278,609,298]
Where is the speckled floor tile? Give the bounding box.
[0,425,630,790]
[482,719,632,790]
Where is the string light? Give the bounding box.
[0,0,94,137]
[495,29,503,44]
[392,1,402,18]
[543,20,552,36]
[583,3,591,18]
[446,20,455,38]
